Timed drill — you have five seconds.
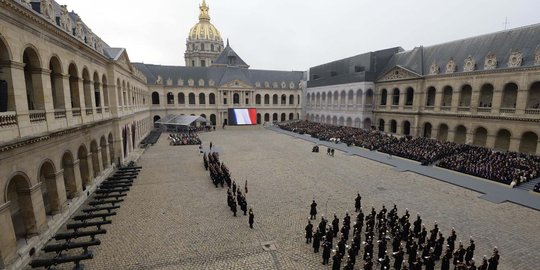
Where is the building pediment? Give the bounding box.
[378,66,422,82]
[221,79,252,88]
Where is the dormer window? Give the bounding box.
[228,56,236,66]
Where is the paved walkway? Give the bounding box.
[27,127,540,270]
[268,126,540,211]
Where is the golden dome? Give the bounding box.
[188,0,222,42]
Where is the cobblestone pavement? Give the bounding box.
[37,127,540,269]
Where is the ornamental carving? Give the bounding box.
[59,5,72,32]
[188,79,194,86]
[484,53,497,70]
[264,81,270,88]
[281,82,286,89]
[289,82,295,89]
[177,79,184,86]
[429,62,440,75]
[255,81,261,88]
[156,76,163,85]
[74,19,84,40]
[380,67,419,81]
[20,0,32,8]
[507,51,523,68]
[445,58,457,74]
[40,0,55,22]
[463,55,476,72]
[535,47,540,66]
[95,38,103,53]
[209,80,215,87]
[198,79,205,87]
[166,78,172,86]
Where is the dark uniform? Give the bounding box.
[313,230,320,253]
[322,241,331,264]
[332,215,340,237]
[355,193,362,212]
[248,209,254,228]
[305,221,313,243]
[310,200,318,220]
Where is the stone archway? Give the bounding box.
[38,160,64,215]
[108,133,115,166]
[90,140,101,178]
[6,174,46,240]
[61,152,79,199]
[519,132,538,154]
[100,136,109,169]
[437,124,449,141]
[494,129,511,151]
[78,145,91,189]
[454,125,467,144]
[473,127,488,147]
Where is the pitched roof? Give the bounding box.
[381,23,540,76]
[212,43,249,68]
[132,63,304,89]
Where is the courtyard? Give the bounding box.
[39,127,540,269]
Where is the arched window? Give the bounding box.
[152,92,160,104]
[23,47,44,111]
[392,88,400,105]
[178,93,185,104]
[199,93,206,104]
[426,87,436,106]
[281,94,287,105]
[273,94,278,105]
[167,92,174,105]
[459,85,472,107]
[264,94,270,104]
[289,94,295,105]
[380,89,387,105]
[189,93,195,104]
[256,94,261,105]
[442,86,453,107]
[405,87,414,106]
[209,93,216,104]
[49,56,64,110]
[233,93,240,104]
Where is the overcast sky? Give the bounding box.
[60,0,540,71]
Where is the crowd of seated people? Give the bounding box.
[437,145,540,186]
[378,137,468,165]
[278,120,540,187]
[169,133,201,146]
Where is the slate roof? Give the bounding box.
[133,63,304,89]
[212,44,250,68]
[381,23,540,77]
[307,47,402,88]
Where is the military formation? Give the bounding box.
[203,151,254,228]
[305,194,500,270]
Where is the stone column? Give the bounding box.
[35,68,55,122]
[515,89,528,115]
[103,143,111,169]
[451,89,460,112]
[0,202,17,267]
[492,89,503,114]
[71,160,84,197]
[9,62,31,134]
[46,170,67,214]
[85,153,95,182]
[95,148,104,176]
[508,137,521,152]
[17,183,48,235]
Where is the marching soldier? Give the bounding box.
[322,241,331,265]
[487,247,499,270]
[393,246,404,270]
[248,208,254,228]
[355,193,362,212]
[465,238,475,265]
[310,200,318,220]
[332,214,340,237]
[305,220,313,243]
[441,248,452,270]
[313,229,321,253]
[332,252,343,270]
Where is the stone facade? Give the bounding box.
[305,82,374,129]
[0,1,152,268]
